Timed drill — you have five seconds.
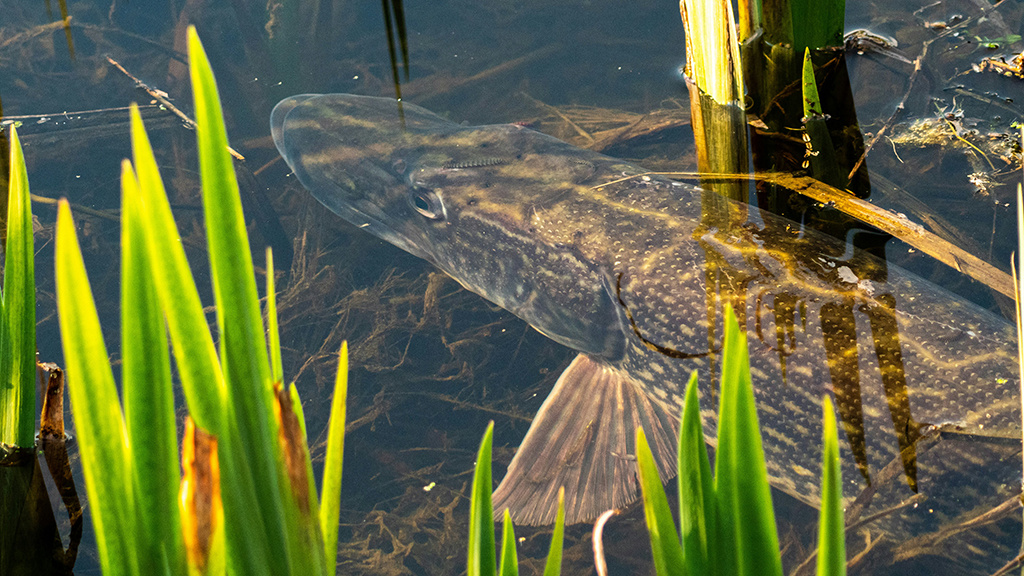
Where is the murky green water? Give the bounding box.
[2,0,1023,574]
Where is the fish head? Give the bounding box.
[272,93,628,358]
[271,93,460,264]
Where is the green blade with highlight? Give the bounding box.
[678,371,715,575]
[55,201,138,576]
[816,396,846,576]
[637,427,685,576]
[499,509,518,576]
[714,305,782,576]
[320,341,348,566]
[188,27,289,573]
[468,422,496,576]
[121,161,185,574]
[129,104,225,434]
[266,247,284,386]
[0,126,36,448]
[541,487,564,576]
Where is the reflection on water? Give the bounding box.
[0,0,1022,574]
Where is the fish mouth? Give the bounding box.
[271,94,446,262]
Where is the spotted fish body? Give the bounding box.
[272,94,1021,567]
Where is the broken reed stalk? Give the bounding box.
[679,0,749,206]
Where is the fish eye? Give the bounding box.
[410,188,446,220]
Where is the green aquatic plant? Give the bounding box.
[0,125,36,453]
[636,306,846,576]
[54,27,347,576]
[469,422,565,576]
[800,48,843,189]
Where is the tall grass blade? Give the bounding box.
[678,371,715,575]
[636,426,685,576]
[816,396,845,576]
[320,341,348,566]
[541,487,565,576]
[714,305,782,576]
[189,27,272,396]
[0,126,35,449]
[499,509,518,576]
[55,201,138,576]
[468,421,496,576]
[131,102,276,575]
[129,104,225,433]
[188,27,291,573]
[121,162,185,575]
[266,247,284,386]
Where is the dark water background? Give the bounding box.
[2,0,1023,574]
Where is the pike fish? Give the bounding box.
[272,94,1021,564]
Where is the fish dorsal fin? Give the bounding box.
[492,353,679,525]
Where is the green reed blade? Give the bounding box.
[266,247,284,386]
[288,383,308,438]
[320,341,348,566]
[800,49,843,187]
[636,427,685,576]
[816,396,845,576]
[801,48,822,118]
[468,421,496,576]
[121,162,185,575]
[714,305,782,576]
[188,27,272,399]
[678,371,715,575]
[541,487,564,576]
[128,104,225,434]
[131,102,276,575]
[0,126,35,448]
[188,27,292,573]
[55,201,138,576]
[759,0,794,47]
[499,509,518,576]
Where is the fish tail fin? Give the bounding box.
[493,353,679,525]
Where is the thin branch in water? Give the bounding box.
[105,56,245,161]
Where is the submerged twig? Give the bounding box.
[990,551,1024,576]
[0,105,160,123]
[105,56,244,161]
[846,43,927,182]
[518,92,594,143]
[29,194,117,222]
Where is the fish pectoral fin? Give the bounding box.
[492,353,679,526]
